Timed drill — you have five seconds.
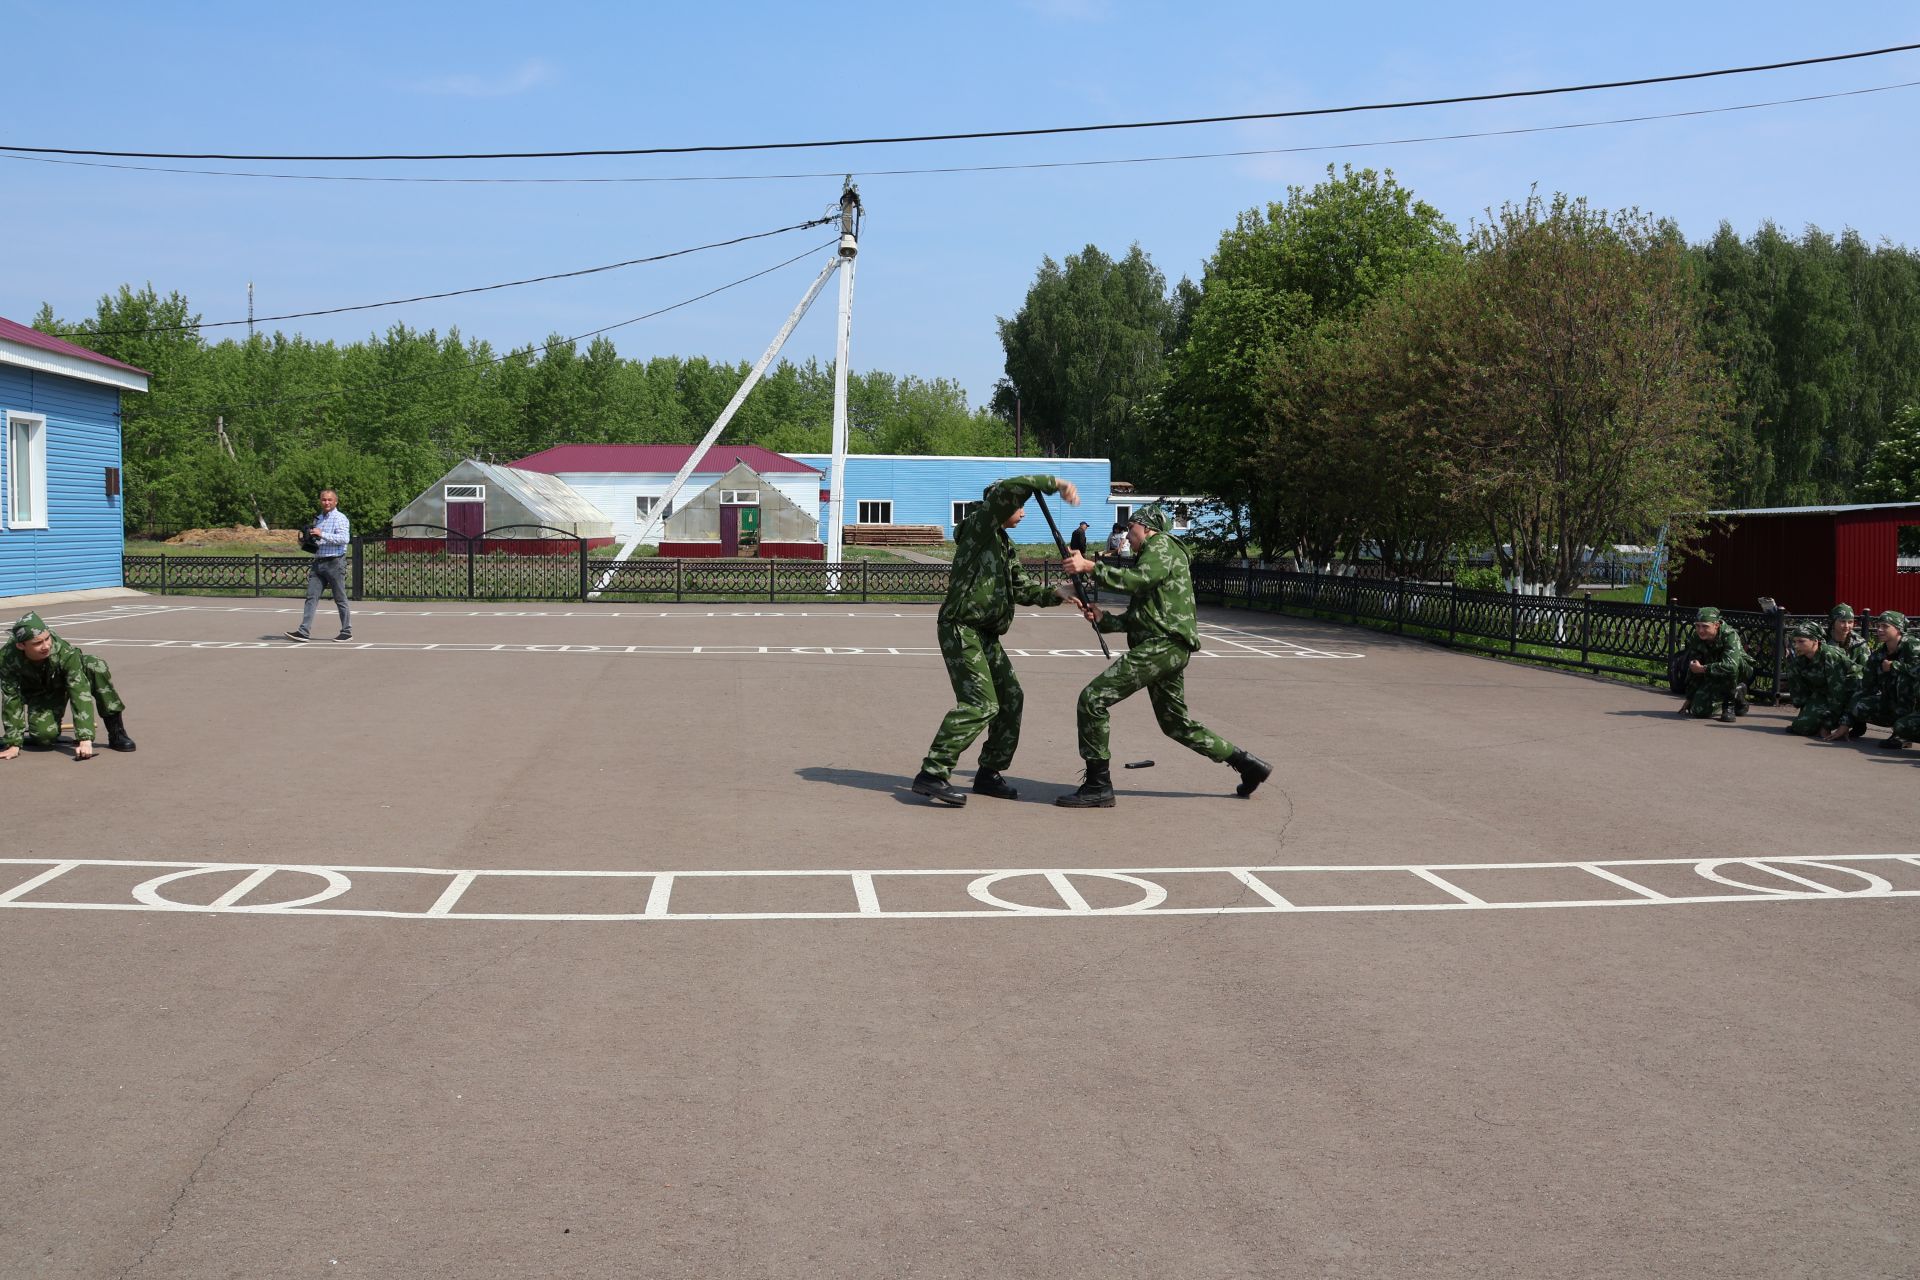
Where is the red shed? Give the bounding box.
[1672,503,1920,615]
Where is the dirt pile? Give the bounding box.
[164,526,302,548]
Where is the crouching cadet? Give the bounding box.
[0,612,136,761]
[1838,610,1920,748]
[1680,607,1752,722]
[1782,622,1857,738]
[1056,503,1270,807]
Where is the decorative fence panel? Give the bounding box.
[1191,564,1803,699]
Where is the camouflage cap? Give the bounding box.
[1129,503,1171,533]
[10,612,48,644]
[1694,606,1722,624]
[1829,603,1855,621]
[1877,609,1909,632]
[1791,621,1825,641]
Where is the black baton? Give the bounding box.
[1034,492,1111,659]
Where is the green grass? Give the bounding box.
[1581,584,1667,605]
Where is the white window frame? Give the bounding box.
[6,411,49,530]
[857,500,894,524]
[719,489,760,505]
[636,495,672,520]
[952,500,982,528]
[444,483,486,502]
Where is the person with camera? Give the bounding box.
[286,488,353,643]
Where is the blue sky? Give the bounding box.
[4,2,1917,410]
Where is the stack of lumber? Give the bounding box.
[845,524,946,546]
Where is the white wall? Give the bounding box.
[554,470,822,543]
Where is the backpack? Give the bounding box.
[1667,650,1691,697]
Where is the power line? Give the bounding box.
[50,217,833,337]
[137,240,835,419]
[6,42,1916,162]
[7,78,1912,188]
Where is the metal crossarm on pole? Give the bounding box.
[1035,493,1111,659]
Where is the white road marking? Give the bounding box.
[0,855,1912,924]
[72,636,1291,661]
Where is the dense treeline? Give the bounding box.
[33,290,1021,534]
[994,167,1920,586]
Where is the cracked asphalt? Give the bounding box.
[2,598,1916,1279]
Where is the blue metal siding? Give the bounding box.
[0,366,125,597]
[792,455,1118,543]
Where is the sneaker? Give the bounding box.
[285,630,309,643]
[333,631,354,642]
[910,770,967,806]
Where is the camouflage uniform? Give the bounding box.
[1,612,127,747]
[918,476,1071,780]
[1826,604,1872,669]
[1075,507,1237,763]
[1782,624,1859,736]
[1681,607,1753,718]
[1851,611,1920,733]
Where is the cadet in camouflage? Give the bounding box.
[1680,607,1753,722]
[1782,622,1858,737]
[1845,610,1920,747]
[1826,604,1872,668]
[911,475,1083,805]
[0,612,136,760]
[1056,504,1270,806]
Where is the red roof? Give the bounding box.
[0,315,150,376]
[512,444,820,475]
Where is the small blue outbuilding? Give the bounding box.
[0,315,148,599]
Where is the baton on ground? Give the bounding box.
[1034,492,1111,659]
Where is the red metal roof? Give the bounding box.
[0,315,150,376]
[512,444,820,476]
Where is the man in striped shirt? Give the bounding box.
[286,489,354,643]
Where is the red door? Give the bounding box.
[449,499,485,547]
[720,505,740,556]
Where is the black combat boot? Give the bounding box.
[1054,759,1115,808]
[1732,683,1750,716]
[1847,722,1868,739]
[1879,734,1910,750]
[972,769,1018,800]
[1717,704,1736,723]
[1227,749,1272,798]
[103,712,136,752]
[911,770,966,806]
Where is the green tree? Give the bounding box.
[1158,165,1459,555]
[993,243,1175,474]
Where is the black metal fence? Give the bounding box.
[1191,563,1811,699]
[121,539,1822,698]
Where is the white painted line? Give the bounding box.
[0,861,79,903]
[1740,860,1843,895]
[1044,871,1094,914]
[1578,864,1670,900]
[851,873,880,915]
[1229,869,1295,908]
[644,874,675,917]
[210,867,277,908]
[1408,867,1486,905]
[428,872,478,917]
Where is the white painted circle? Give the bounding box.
[131,865,353,911]
[966,870,1169,914]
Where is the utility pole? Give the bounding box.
[1014,392,1022,459]
[247,281,254,340]
[825,180,861,568]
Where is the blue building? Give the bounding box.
[0,316,149,599]
[789,453,1122,544]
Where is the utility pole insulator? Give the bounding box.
[838,180,861,258]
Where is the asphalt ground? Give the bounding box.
[2,596,1916,1278]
